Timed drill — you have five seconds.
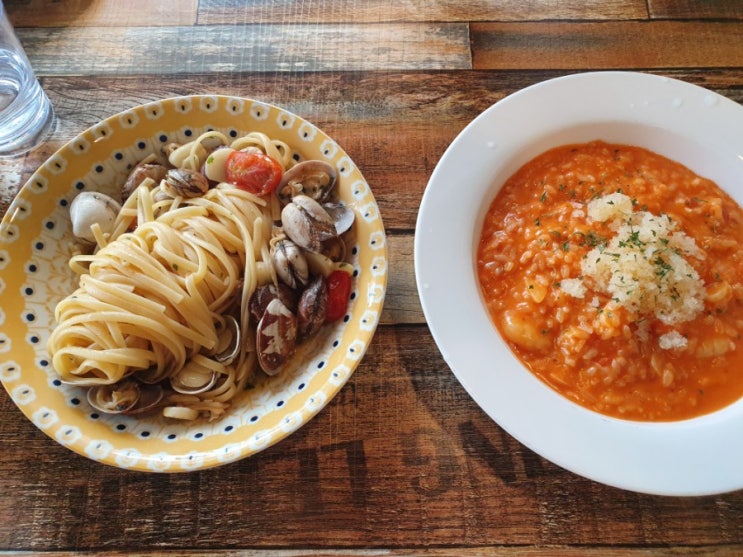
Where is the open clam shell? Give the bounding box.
[278,160,337,205]
[87,380,164,415]
[212,315,241,365]
[170,360,219,395]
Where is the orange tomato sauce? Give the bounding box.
[477,141,743,421]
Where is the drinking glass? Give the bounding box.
[0,2,55,157]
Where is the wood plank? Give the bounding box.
[1,325,743,550]
[1,549,742,556]
[383,234,420,324]
[16,23,471,75]
[197,0,648,24]
[649,0,743,20]
[472,21,743,69]
[5,0,199,27]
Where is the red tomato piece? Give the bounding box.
[325,270,352,322]
[225,150,283,196]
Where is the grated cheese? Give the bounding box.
[565,193,705,348]
[658,330,688,350]
[559,278,587,299]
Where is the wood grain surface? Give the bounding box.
[2,0,743,555]
[472,21,743,69]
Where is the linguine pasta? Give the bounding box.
[48,131,299,421]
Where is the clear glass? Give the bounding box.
[0,2,55,157]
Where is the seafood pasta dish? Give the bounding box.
[477,140,743,421]
[48,130,355,421]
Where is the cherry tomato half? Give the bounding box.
[325,270,352,322]
[225,150,283,196]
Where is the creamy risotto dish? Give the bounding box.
[477,140,743,421]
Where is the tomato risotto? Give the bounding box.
[477,140,743,421]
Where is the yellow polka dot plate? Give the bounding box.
[0,96,387,472]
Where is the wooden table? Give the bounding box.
[2,1,743,555]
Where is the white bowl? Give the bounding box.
[415,71,743,496]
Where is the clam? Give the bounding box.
[161,168,210,198]
[127,384,165,414]
[323,201,355,235]
[278,160,337,205]
[69,191,122,244]
[170,361,218,395]
[321,236,346,262]
[212,315,240,365]
[249,284,279,324]
[256,298,297,375]
[122,162,167,200]
[270,233,309,289]
[297,274,328,339]
[249,283,299,323]
[86,380,163,415]
[281,195,338,253]
[168,330,241,392]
